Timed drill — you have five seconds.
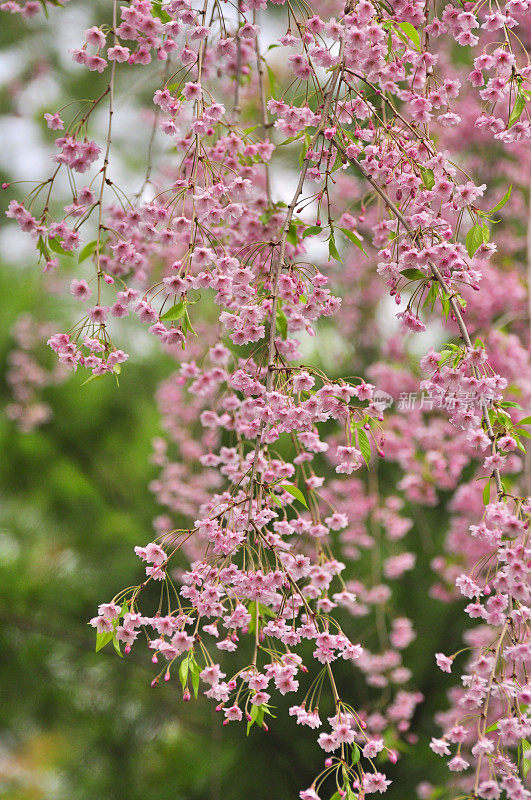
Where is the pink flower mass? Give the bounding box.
[1,0,530,797]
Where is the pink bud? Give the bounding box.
[325,758,333,767]
[124,645,131,654]
[2,183,10,189]
[152,654,158,663]
[300,665,308,673]
[484,584,491,595]
[215,704,223,712]
[262,723,268,732]
[223,719,229,726]
[150,679,158,688]
[388,750,398,764]
[183,688,191,701]
[104,274,114,284]
[164,671,170,682]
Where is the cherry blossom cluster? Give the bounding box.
[3,0,529,797]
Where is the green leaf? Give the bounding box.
[189,657,200,699]
[276,306,288,339]
[483,479,491,506]
[179,656,189,691]
[96,631,114,652]
[302,225,324,239]
[183,309,197,337]
[160,301,187,322]
[508,93,526,129]
[247,702,261,735]
[287,222,298,246]
[481,223,490,244]
[351,743,361,765]
[269,492,282,507]
[500,401,522,409]
[339,227,367,256]
[78,240,97,263]
[423,281,438,310]
[80,374,105,387]
[328,234,342,262]
[516,416,531,426]
[248,601,259,635]
[485,720,499,733]
[400,268,426,280]
[37,236,49,260]
[420,167,435,190]
[486,185,512,215]
[280,483,308,509]
[522,739,530,777]
[113,635,123,657]
[465,224,484,257]
[48,237,74,258]
[151,0,171,22]
[266,63,276,95]
[356,427,371,468]
[395,22,420,51]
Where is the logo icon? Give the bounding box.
[373,390,393,412]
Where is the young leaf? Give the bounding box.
[48,237,74,258]
[395,22,421,51]
[351,743,361,765]
[96,630,114,652]
[508,93,526,129]
[78,240,97,263]
[247,702,260,735]
[160,301,186,321]
[339,226,367,256]
[522,739,530,777]
[356,427,371,468]
[328,234,342,262]
[276,306,288,339]
[486,185,512,215]
[400,268,426,280]
[266,63,276,95]
[189,658,200,699]
[183,310,197,336]
[287,222,298,246]
[179,656,189,691]
[483,479,491,506]
[420,167,435,190]
[465,224,484,257]
[280,483,308,509]
[248,601,259,635]
[302,225,324,239]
